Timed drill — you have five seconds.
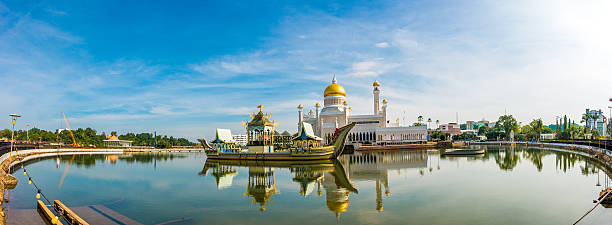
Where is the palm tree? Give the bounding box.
[582,113,593,132]
[592,114,600,133]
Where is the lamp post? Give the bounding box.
[8,114,21,174]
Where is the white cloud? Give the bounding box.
[349,60,397,77]
[375,42,389,48]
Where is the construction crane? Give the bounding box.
[61,110,79,147]
[59,110,80,189]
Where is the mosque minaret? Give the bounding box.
[300,76,427,146]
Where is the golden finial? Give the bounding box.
[373,80,380,87]
[315,102,320,107]
[257,105,263,111]
[298,104,303,109]
[382,99,388,104]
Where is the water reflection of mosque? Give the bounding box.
[201,150,429,217]
[338,151,428,212]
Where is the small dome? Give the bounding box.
[309,109,314,113]
[315,102,321,107]
[326,200,349,214]
[382,99,388,104]
[298,104,303,109]
[108,135,119,141]
[373,80,380,87]
[324,76,346,97]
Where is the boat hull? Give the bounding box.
[199,122,356,161]
[443,149,485,155]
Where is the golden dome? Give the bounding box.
[326,200,349,214]
[373,80,380,87]
[382,99,388,104]
[324,76,346,97]
[298,104,303,109]
[107,135,119,141]
[309,109,314,113]
[315,102,321,107]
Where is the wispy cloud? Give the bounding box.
[375,42,389,48]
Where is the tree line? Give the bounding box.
[453,114,608,141]
[0,127,196,148]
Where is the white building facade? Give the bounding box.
[298,76,427,145]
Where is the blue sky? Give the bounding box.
[1,0,612,140]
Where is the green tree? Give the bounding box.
[581,113,593,133]
[495,115,519,140]
[414,115,424,126]
[529,118,544,141]
[156,139,172,149]
[478,126,489,136]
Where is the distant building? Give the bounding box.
[439,123,461,135]
[373,126,428,145]
[548,124,559,132]
[232,134,248,146]
[466,121,475,130]
[461,130,477,135]
[103,135,132,148]
[585,109,607,136]
[473,119,493,129]
[540,133,555,140]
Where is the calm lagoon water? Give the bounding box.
[9,146,612,225]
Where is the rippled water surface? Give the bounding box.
[9,146,612,225]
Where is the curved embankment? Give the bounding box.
[0,147,203,225]
[471,141,612,172]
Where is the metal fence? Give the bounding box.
[541,139,612,151]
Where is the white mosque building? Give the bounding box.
[298,76,427,146]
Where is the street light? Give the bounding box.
[8,114,21,174]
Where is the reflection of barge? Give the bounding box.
[200,106,355,161]
[201,158,358,212]
[443,149,484,155]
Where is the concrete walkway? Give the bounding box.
[8,203,143,225]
